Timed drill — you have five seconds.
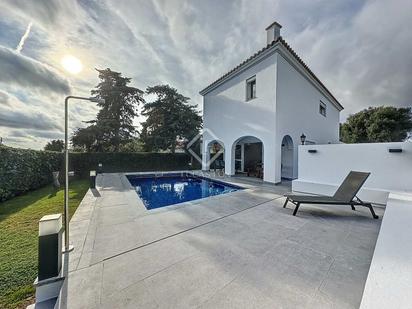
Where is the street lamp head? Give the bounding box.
[89,97,105,104]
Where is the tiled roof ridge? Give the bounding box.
[200,37,343,110]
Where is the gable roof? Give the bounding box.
[199,37,344,111]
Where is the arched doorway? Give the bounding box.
[232,136,264,179]
[281,135,294,180]
[206,140,225,172]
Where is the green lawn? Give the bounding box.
[0,180,89,309]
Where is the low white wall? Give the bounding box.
[360,192,412,309]
[292,142,412,204]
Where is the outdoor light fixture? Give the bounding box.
[63,96,104,252]
[38,214,63,280]
[90,170,97,189]
[300,133,306,145]
[98,163,103,174]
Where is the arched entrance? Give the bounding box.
[281,135,294,180]
[232,136,264,179]
[206,140,225,172]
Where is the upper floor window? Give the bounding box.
[246,76,256,101]
[319,101,326,117]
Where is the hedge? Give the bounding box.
[0,146,62,202]
[0,146,200,202]
[68,152,199,177]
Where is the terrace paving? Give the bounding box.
[57,172,384,309]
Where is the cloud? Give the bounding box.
[16,21,33,53]
[9,129,63,139]
[0,0,411,149]
[0,90,11,106]
[276,0,412,118]
[0,90,62,131]
[0,0,77,30]
[0,46,70,94]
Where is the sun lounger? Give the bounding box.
[283,171,379,219]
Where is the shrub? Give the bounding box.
[68,152,198,177]
[0,147,62,202]
[0,146,200,202]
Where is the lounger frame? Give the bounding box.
[283,195,379,219]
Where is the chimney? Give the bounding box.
[265,21,282,45]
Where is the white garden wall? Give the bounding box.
[292,142,412,204]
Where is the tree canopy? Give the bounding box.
[71,125,102,152]
[140,85,202,153]
[340,106,412,143]
[71,68,144,152]
[44,139,64,152]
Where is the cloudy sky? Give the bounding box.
[0,0,411,149]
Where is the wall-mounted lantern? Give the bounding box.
[300,133,306,145]
[98,163,103,174]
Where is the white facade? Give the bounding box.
[200,22,342,183]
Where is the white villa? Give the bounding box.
[200,21,343,184]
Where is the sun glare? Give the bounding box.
[61,55,83,74]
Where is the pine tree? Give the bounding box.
[90,68,144,151]
[141,85,202,153]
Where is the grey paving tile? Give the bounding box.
[286,221,349,256]
[95,203,140,226]
[91,216,170,263]
[199,279,276,309]
[101,281,158,309]
[143,251,241,309]
[102,237,199,296]
[304,292,336,309]
[319,259,370,308]
[241,240,334,299]
[59,263,103,309]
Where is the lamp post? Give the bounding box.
[300,133,306,145]
[64,96,104,253]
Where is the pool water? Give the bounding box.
[127,174,242,209]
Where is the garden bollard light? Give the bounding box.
[38,214,63,281]
[98,163,103,174]
[90,170,96,189]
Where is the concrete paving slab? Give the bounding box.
[102,237,200,296]
[101,281,158,309]
[58,263,103,309]
[142,250,242,309]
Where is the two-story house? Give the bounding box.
[200,21,343,184]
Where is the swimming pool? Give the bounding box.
[127,173,242,209]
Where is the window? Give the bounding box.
[246,76,256,101]
[319,101,326,117]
